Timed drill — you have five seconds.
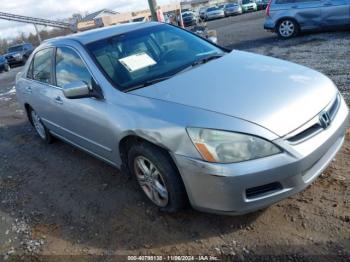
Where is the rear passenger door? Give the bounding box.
[26,48,57,126]
[293,0,322,30]
[321,0,350,27]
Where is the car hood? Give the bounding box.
[5,51,22,57]
[183,16,194,21]
[130,50,337,137]
[208,11,223,14]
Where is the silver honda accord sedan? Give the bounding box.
[15,22,349,215]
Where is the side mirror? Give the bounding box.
[63,81,92,99]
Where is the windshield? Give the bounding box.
[242,0,254,4]
[182,12,192,17]
[226,3,238,7]
[87,24,224,91]
[207,7,220,12]
[8,45,23,53]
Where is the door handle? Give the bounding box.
[291,5,298,8]
[54,96,63,104]
[25,86,32,94]
[323,2,332,6]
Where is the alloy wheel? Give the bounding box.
[134,156,169,207]
[279,20,295,38]
[31,110,46,140]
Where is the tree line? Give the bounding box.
[0,27,71,54]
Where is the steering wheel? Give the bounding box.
[159,49,190,64]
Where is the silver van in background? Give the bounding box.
[264,0,350,39]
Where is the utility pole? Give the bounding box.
[147,0,158,21]
[33,24,42,43]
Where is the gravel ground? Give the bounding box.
[0,12,349,261]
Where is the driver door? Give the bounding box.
[47,46,115,161]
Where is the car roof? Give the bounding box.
[45,22,160,46]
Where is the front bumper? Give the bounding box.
[243,5,257,12]
[226,9,242,15]
[183,20,196,27]
[6,57,23,66]
[172,96,349,215]
[206,14,225,20]
[0,63,6,71]
[264,17,275,30]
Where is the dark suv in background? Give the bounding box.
[5,43,34,66]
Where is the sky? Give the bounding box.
[0,0,173,39]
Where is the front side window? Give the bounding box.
[32,48,53,84]
[55,47,92,88]
[87,24,224,91]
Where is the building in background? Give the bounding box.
[77,4,181,31]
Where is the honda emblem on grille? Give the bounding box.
[319,111,331,129]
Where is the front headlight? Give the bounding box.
[187,128,281,163]
[14,53,22,59]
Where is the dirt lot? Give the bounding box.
[0,11,349,261]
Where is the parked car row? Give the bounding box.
[0,43,34,73]
[193,0,262,24]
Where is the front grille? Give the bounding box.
[287,94,341,144]
[287,123,322,143]
[246,182,283,199]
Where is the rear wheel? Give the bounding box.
[277,19,299,39]
[5,64,10,72]
[128,142,187,212]
[29,108,53,143]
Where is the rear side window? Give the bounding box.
[32,48,53,84]
[55,47,93,88]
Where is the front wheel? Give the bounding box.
[128,142,187,212]
[277,19,299,39]
[5,64,10,72]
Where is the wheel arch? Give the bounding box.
[118,134,179,177]
[24,103,34,124]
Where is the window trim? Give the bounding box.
[26,47,55,86]
[52,44,100,91]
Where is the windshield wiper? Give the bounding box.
[125,75,174,92]
[191,54,224,67]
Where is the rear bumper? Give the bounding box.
[172,96,349,215]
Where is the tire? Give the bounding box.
[277,19,299,39]
[22,56,28,66]
[128,142,187,212]
[28,108,53,144]
[5,64,10,72]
